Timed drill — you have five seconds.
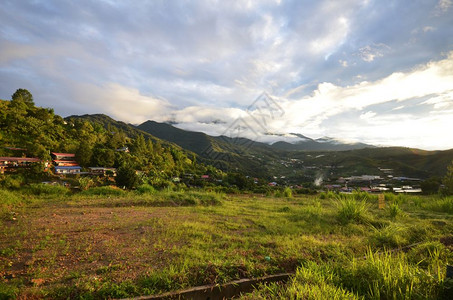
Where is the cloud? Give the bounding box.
[1,0,453,150]
[436,0,452,13]
[356,43,391,62]
[168,52,453,149]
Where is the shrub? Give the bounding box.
[0,175,24,189]
[115,166,139,190]
[78,177,94,190]
[136,184,156,194]
[24,183,69,196]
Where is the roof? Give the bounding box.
[4,147,27,151]
[54,166,82,170]
[51,152,75,157]
[0,157,41,162]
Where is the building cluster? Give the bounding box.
[0,150,116,177]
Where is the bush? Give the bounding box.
[78,177,94,190]
[24,183,69,196]
[0,175,24,189]
[136,184,156,194]
[115,166,139,190]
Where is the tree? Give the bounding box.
[420,177,441,195]
[442,161,453,195]
[115,165,139,189]
[76,141,93,167]
[12,88,34,107]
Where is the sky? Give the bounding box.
[1,0,453,150]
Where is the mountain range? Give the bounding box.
[68,114,453,182]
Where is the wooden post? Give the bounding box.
[378,194,385,209]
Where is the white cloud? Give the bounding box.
[70,83,172,124]
[359,111,377,120]
[436,0,452,12]
[356,43,391,62]
[1,0,453,150]
[160,52,453,149]
[423,26,436,33]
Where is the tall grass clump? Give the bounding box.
[24,183,69,196]
[423,196,453,214]
[0,189,22,206]
[162,191,223,206]
[0,189,24,218]
[283,187,293,198]
[241,261,360,300]
[387,201,404,219]
[319,191,336,199]
[352,190,377,202]
[283,261,360,299]
[383,192,396,202]
[136,184,157,195]
[369,224,408,248]
[341,249,444,299]
[80,186,126,196]
[336,197,369,224]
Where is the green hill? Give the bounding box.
[136,120,453,182]
[0,90,212,183]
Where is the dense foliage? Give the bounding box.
[0,89,220,186]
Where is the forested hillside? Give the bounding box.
[0,89,216,181]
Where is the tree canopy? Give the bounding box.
[12,88,34,107]
[0,89,218,184]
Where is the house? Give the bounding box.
[88,167,117,176]
[54,166,82,174]
[115,146,129,153]
[51,152,76,160]
[0,157,42,173]
[53,160,79,167]
[51,152,80,175]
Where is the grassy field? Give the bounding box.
[1,187,453,299]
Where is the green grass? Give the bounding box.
[79,185,126,196]
[242,248,449,299]
[23,183,69,196]
[335,196,370,224]
[1,191,452,299]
